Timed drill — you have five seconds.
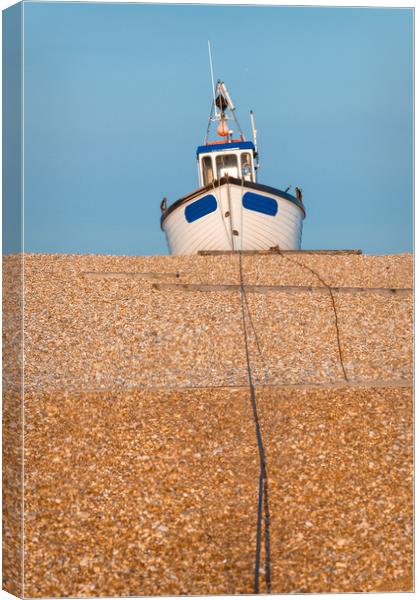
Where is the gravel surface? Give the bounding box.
[3,256,23,597]
[20,252,412,391]
[2,252,413,596]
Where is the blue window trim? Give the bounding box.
[242,191,278,216]
[185,194,217,223]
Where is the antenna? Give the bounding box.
[250,110,260,168]
[250,110,257,149]
[208,41,218,117]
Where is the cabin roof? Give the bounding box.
[196,141,255,155]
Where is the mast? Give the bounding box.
[204,79,245,144]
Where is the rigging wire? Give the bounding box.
[230,107,245,141]
[204,99,215,145]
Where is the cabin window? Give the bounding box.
[216,154,238,179]
[241,153,253,180]
[202,156,214,185]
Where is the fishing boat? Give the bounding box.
[160,79,305,255]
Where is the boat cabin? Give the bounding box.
[161,78,305,255]
[196,141,256,187]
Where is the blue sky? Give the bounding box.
[18,2,413,255]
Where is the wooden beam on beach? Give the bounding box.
[151,282,412,296]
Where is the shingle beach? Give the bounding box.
[3,251,413,596]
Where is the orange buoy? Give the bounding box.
[217,119,230,137]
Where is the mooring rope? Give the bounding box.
[234,239,350,593]
[238,176,271,382]
[211,177,233,250]
[238,249,271,594]
[275,249,349,382]
[241,288,272,384]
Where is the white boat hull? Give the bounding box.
[161,177,305,256]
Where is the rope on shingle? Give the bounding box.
[237,249,271,594]
[274,248,349,382]
[235,242,349,593]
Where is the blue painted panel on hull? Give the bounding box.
[242,192,278,216]
[185,194,217,223]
